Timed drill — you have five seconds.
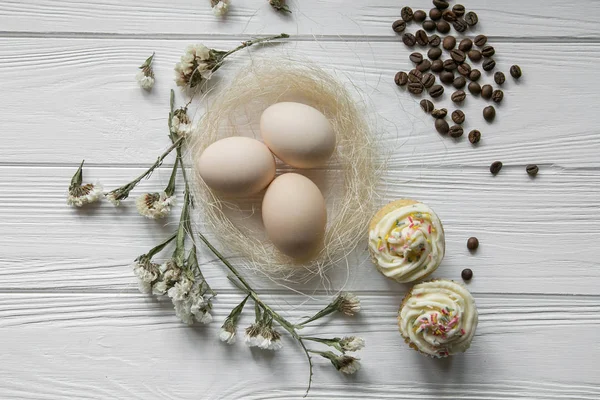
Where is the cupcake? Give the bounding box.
[398,279,478,358]
[368,199,445,283]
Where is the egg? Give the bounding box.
[260,102,336,168]
[196,137,276,196]
[262,173,327,259]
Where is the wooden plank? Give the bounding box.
[1,38,599,168]
[1,165,599,295]
[1,0,599,38]
[0,292,598,399]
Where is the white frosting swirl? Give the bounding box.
[398,280,478,358]
[369,202,444,283]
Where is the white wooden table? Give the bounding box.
[1,1,599,398]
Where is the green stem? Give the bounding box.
[146,233,178,259]
[173,189,190,267]
[164,159,178,197]
[296,305,337,328]
[70,160,85,189]
[220,33,289,60]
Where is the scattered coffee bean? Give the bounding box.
[442,10,457,22]
[469,69,481,81]
[453,18,468,32]
[392,20,406,33]
[433,0,449,10]
[452,4,466,17]
[423,19,437,31]
[510,64,522,79]
[435,118,450,134]
[428,47,442,60]
[408,69,423,83]
[452,110,465,124]
[440,70,454,84]
[410,52,423,64]
[494,71,506,85]
[474,34,487,47]
[468,129,481,144]
[458,63,471,76]
[443,59,457,71]
[453,76,466,89]
[395,71,408,86]
[481,45,495,57]
[429,34,441,47]
[421,72,436,88]
[492,89,504,103]
[429,8,442,21]
[401,6,414,22]
[461,268,473,281]
[451,49,466,63]
[402,33,416,46]
[449,125,464,138]
[432,108,447,118]
[431,59,444,72]
[413,10,427,23]
[416,30,429,46]
[437,20,451,34]
[451,90,466,103]
[417,59,432,72]
[443,36,456,50]
[429,84,445,98]
[464,11,478,26]
[483,105,496,121]
[420,99,434,113]
[490,160,502,175]
[481,84,493,100]
[467,236,479,250]
[408,82,424,94]
[526,164,539,176]
[482,58,496,71]
[468,49,482,62]
[468,81,481,95]
[459,38,473,52]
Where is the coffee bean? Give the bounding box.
[449,125,464,138]
[421,73,436,88]
[467,237,479,250]
[432,108,447,118]
[461,268,473,281]
[395,71,408,86]
[402,33,416,46]
[482,58,496,71]
[429,34,441,47]
[408,69,423,83]
[442,10,457,22]
[481,45,495,57]
[481,84,493,100]
[494,71,506,85]
[435,118,450,134]
[468,81,481,95]
[440,70,454,84]
[433,0,449,10]
[483,105,496,121]
[423,20,437,32]
[469,69,481,81]
[452,110,465,124]
[492,89,504,103]
[464,11,478,26]
[420,99,434,113]
[459,38,473,52]
[437,20,451,34]
[474,34,487,47]
[452,4,465,17]
[392,20,406,33]
[468,129,481,144]
[526,164,539,176]
[417,60,432,72]
[410,52,423,64]
[458,63,471,76]
[428,47,442,60]
[510,65,522,79]
[414,10,427,22]
[443,36,456,50]
[408,82,424,94]
[429,8,442,21]
[443,59,457,71]
[401,6,413,22]
[429,84,444,98]
[451,90,466,103]
[490,160,502,175]
[468,49,482,62]
[451,49,466,63]
[431,60,444,72]
[416,30,429,46]
[453,18,468,33]
[453,76,466,89]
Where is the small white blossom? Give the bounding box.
[136,192,176,219]
[105,192,121,206]
[136,70,155,90]
[244,323,263,347]
[132,257,160,294]
[152,260,182,295]
[212,0,229,16]
[174,43,218,88]
[170,109,193,138]
[339,357,361,374]
[219,327,236,344]
[338,292,361,316]
[67,182,103,207]
[168,277,212,325]
[340,336,365,352]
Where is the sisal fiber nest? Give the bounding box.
[189,57,378,283]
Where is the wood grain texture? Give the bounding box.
[1,0,600,38]
[1,38,599,168]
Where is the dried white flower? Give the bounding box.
[174,44,222,88]
[244,323,262,347]
[136,192,176,219]
[170,108,193,138]
[137,53,155,90]
[132,257,160,294]
[339,356,361,374]
[152,260,183,295]
[105,192,121,206]
[67,182,103,207]
[211,0,230,16]
[337,292,361,316]
[340,336,365,352]
[168,277,212,325]
[219,325,236,344]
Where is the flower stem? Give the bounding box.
[70,160,85,189]
[146,233,178,259]
[220,33,290,60]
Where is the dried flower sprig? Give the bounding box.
[211,0,230,16]
[136,53,155,90]
[67,160,103,207]
[269,0,291,13]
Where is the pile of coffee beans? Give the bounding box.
[392,1,523,147]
